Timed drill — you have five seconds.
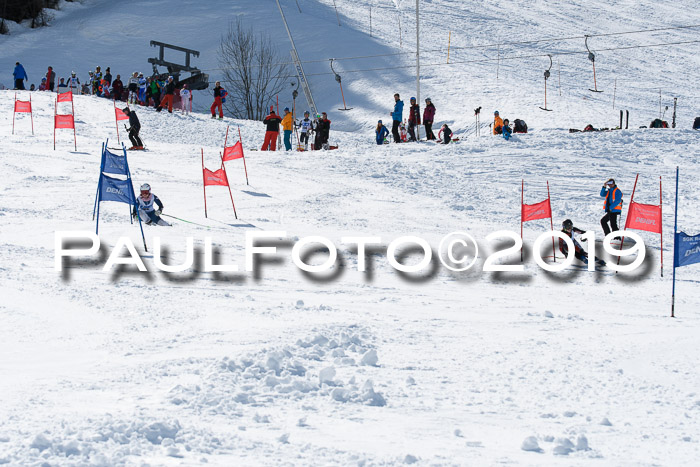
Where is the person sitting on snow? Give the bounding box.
[502,118,513,140]
[493,110,504,135]
[560,219,605,267]
[133,183,169,226]
[440,123,453,144]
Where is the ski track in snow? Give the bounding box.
[1,0,700,465]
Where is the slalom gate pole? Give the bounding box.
[12,93,16,135]
[202,149,208,218]
[31,94,35,134]
[114,101,121,144]
[93,142,105,220]
[660,176,663,277]
[128,164,148,252]
[671,167,679,317]
[617,173,639,270]
[238,127,249,184]
[223,125,229,149]
[547,181,555,261]
[53,98,57,150]
[221,154,238,219]
[447,31,451,64]
[520,179,524,262]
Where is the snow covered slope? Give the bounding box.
[1,1,700,465]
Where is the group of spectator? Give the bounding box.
[11,61,193,114]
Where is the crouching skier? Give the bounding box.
[133,183,170,226]
[560,219,605,267]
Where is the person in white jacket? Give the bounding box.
[179,84,191,114]
[127,72,139,105]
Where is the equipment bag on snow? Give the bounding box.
[693,117,700,130]
[513,119,528,133]
[650,118,668,128]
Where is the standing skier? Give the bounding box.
[390,93,404,143]
[68,71,80,95]
[298,111,313,150]
[138,73,147,105]
[560,219,605,266]
[13,62,28,90]
[179,84,191,114]
[423,97,436,140]
[407,97,421,142]
[148,78,160,107]
[122,107,144,150]
[156,76,175,113]
[133,183,169,226]
[314,112,331,150]
[600,178,623,237]
[281,107,294,151]
[261,109,282,151]
[127,72,139,105]
[376,120,390,145]
[210,81,224,119]
[112,75,124,101]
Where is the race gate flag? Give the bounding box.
[12,93,34,135]
[221,126,250,185]
[674,232,700,268]
[671,167,700,317]
[93,140,147,251]
[621,173,663,276]
[201,149,238,219]
[520,179,556,261]
[54,94,77,151]
[114,102,129,144]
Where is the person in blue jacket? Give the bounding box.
[376,120,389,145]
[13,62,28,90]
[600,178,623,237]
[502,118,513,140]
[390,93,404,143]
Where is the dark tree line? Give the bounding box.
[1,0,80,33]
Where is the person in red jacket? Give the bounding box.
[210,81,224,119]
[407,97,421,142]
[46,66,56,92]
[111,75,124,101]
[261,109,282,151]
[423,98,436,140]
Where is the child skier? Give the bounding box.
[133,183,170,226]
[298,111,313,150]
[493,110,503,135]
[560,219,605,267]
[502,119,513,140]
[440,123,452,144]
[376,120,389,145]
[68,71,80,95]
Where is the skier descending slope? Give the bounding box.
[559,219,605,267]
[122,107,144,150]
[133,184,170,226]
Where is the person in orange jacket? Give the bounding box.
[261,109,282,151]
[493,110,504,135]
[281,107,293,151]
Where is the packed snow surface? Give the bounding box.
[1,0,700,465]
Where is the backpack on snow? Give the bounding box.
[513,119,528,133]
[650,118,668,128]
[693,117,700,130]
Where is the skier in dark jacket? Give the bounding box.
[407,97,421,141]
[13,62,28,90]
[46,66,56,92]
[314,112,331,150]
[559,219,605,266]
[390,93,404,143]
[122,107,144,150]
[210,81,224,119]
[440,124,452,144]
[261,109,282,151]
[112,75,124,101]
[423,98,436,140]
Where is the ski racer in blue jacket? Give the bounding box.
[132,183,169,226]
[13,62,28,90]
[600,178,623,237]
[390,93,404,143]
